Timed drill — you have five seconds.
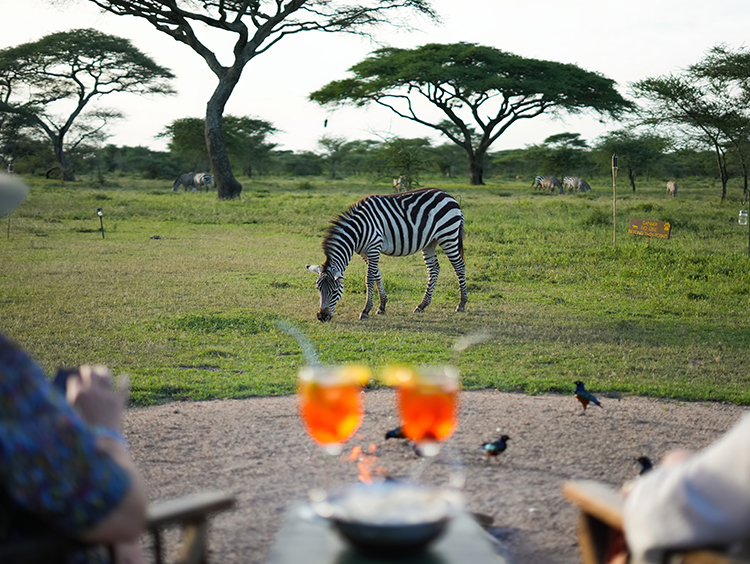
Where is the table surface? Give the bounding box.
[265,501,505,564]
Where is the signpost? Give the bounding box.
[612,154,618,249]
[628,218,671,246]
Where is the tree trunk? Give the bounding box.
[52,134,75,181]
[628,168,636,192]
[712,142,729,203]
[205,72,242,200]
[467,150,485,185]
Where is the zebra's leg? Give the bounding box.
[414,243,439,313]
[442,242,468,313]
[375,274,387,315]
[360,252,381,320]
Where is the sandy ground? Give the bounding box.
[123,389,748,564]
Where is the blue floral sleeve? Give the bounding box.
[0,335,131,537]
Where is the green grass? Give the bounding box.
[2,174,749,405]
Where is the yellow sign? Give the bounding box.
[628,218,671,239]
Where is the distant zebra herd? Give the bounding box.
[172,172,214,192]
[532,175,592,194]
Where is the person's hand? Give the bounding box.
[66,365,129,431]
[660,449,693,467]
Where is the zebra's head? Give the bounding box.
[306,264,344,322]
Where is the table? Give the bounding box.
[265,501,505,564]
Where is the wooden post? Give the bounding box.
[6,160,13,239]
[97,208,105,239]
[612,154,618,249]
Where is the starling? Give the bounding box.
[481,435,510,457]
[574,381,602,414]
[385,426,407,440]
[637,456,653,475]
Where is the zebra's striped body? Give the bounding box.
[667,180,678,197]
[563,176,592,193]
[172,172,214,192]
[531,175,564,194]
[306,188,467,322]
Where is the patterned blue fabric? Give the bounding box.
[0,335,130,561]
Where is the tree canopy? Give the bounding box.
[160,115,278,177]
[633,44,750,201]
[86,0,438,198]
[310,42,634,184]
[0,28,174,181]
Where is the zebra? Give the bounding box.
[393,175,407,192]
[667,180,678,197]
[563,176,592,193]
[172,172,214,192]
[531,175,564,194]
[306,188,467,322]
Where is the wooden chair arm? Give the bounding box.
[562,480,624,530]
[563,480,750,564]
[0,491,236,564]
[146,491,236,529]
[146,491,236,564]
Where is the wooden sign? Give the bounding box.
[628,218,671,240]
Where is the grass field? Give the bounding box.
[1,174,749,405]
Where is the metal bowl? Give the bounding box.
[332,514,451,555]
[314,482,462,555]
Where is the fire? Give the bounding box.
[342,443,386,485]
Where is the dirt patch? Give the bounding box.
[124,389,747,563]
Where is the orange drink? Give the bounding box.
[298,365,369,452]
[383,365,460,455]
[399,381,459,442]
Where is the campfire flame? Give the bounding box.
[342,444,386,485]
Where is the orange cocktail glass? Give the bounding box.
[386,365,460,456]
[297,365,369,455]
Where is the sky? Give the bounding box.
[2,0,750,154]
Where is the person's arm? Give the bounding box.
[0,339,146,543]
[81,436,147,543]
[623,414,750,563]
[66,365,147,543]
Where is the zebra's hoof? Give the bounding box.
[359,312,370,320]
[376,309,386,315]
[455,305,466,313]
[413,306,424,313]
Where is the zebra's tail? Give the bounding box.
[458,220,465,262]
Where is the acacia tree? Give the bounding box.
[318,135,352,179]
[633,75,734,200]
[593,130,669,192]
[85,0,438,199]
[160,115,277,176]
[534,132,591,180]
[0,29,174,181]
[632,45,750,202]
[690,45,750,199]
[310,42,633,185]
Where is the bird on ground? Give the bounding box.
[481,435,510,458]
[574,380,603,414]
[385,426,406,440]
[636,456,653,475]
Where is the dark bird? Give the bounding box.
[574,380,602,414]
[481,435,510,457]
[636,456,653,475]
[385,426,406,440]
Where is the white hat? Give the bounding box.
[0,173,28,216]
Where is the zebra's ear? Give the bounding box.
[306,264,322,274]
